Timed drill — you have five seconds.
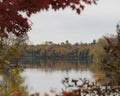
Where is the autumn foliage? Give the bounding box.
[0,0,97,38]
[12,90,22,96]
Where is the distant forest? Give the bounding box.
[13,40,96,65]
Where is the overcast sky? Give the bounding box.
[28,0,120,44]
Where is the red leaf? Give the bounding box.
[71,5,76,10]
[0,32,8,38]
[87,1,92,5]
[76,8,81,14]
[80,5,84,10]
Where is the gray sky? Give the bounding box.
[28,0,120,44]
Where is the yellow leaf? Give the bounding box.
[4,60,10,65]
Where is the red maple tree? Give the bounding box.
[0,0,97,38]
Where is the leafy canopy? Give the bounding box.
[0,0,97,38]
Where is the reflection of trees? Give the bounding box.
[20,59,89,71]
[0,68,28,96]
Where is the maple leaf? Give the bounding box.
[80,5,85,10]
[71,5,76,10]
[76,8,81,14]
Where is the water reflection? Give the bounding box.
[22,59,90,70]
[21,60,94,95]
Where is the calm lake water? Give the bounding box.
[21,60,94,95]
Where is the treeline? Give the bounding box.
[18,41,96,64]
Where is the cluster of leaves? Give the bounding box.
[0,1,30,37]
[59,77,120,96]
[0,0,97,38]
[101,36,120,86]
[89,38,108,73]
[0,68,28,96]
[0,34,28,96]
[90,35,120,86]
[0,33,28,69]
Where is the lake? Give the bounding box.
[21,60,94,95]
